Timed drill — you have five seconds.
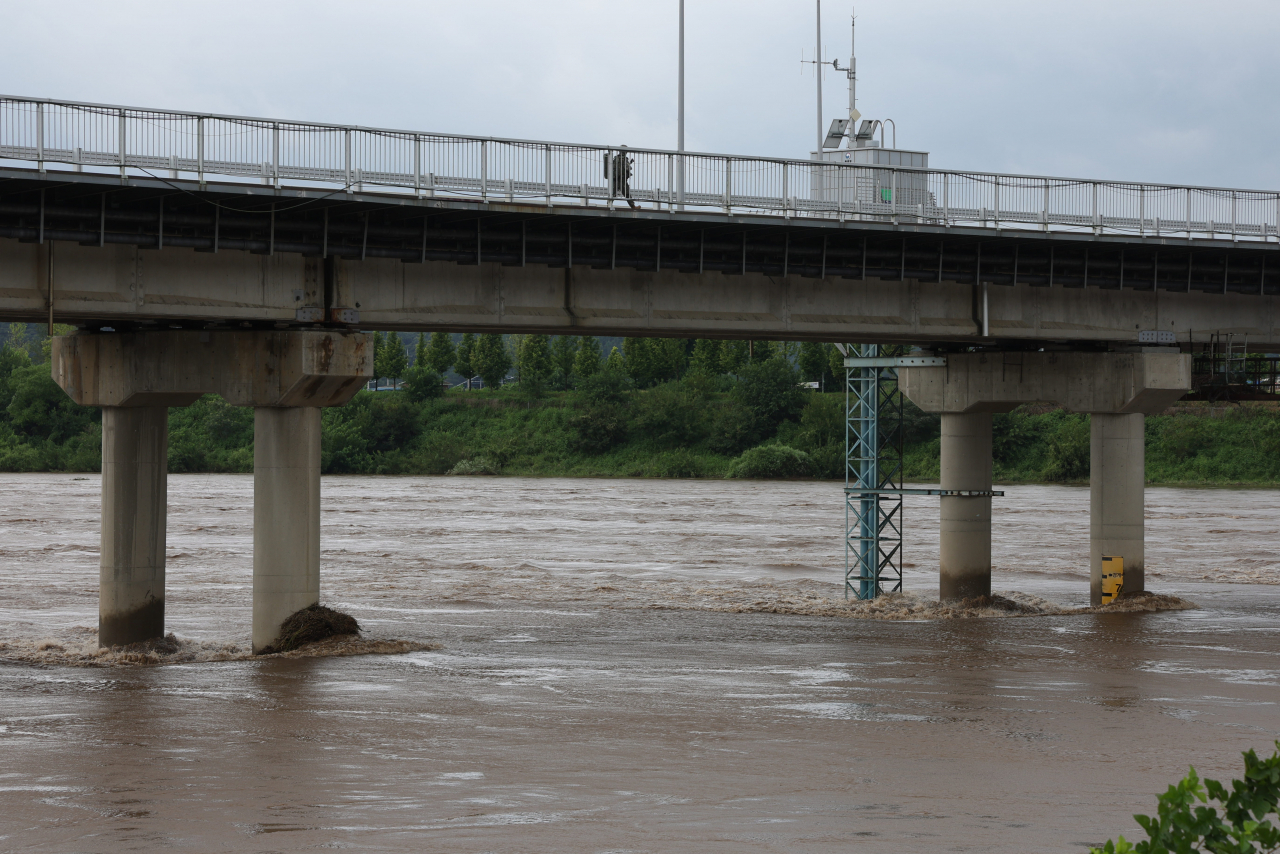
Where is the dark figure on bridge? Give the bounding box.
[606,146,637,209]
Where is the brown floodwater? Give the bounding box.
[1,474,1278,852]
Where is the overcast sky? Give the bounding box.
[3,0,1278,189]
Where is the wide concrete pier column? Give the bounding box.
[1091,413,1146,605]
[939,412,993,600]
[99,406,169,646]
[252,407,322,652]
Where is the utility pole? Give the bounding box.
[677,0,685,208]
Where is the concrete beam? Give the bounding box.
[899,351,1191,415]
[52,329,372,408]
[3,232,1280,346]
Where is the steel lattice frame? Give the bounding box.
[844,344,906,599]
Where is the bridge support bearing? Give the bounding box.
[252,407,322,653]
[900,352,1190,603]
[99,406,169,646]
[939,412,994,601]
[1091,413,1146,606]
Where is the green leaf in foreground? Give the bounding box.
[1091,742,1280,854]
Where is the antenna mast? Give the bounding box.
[815,0,823,151]
[847,8,859,143]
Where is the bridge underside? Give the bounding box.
[2,168,1278,348]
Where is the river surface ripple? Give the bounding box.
[0,474,1277,852]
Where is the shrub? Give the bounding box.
[707,402,756,455]
[1092,742,1280,854]
[568,404,628,454]
[632,382,704,449]
[727,444,813,479]
[402,365,445,402]
[449,457,499,475]
[1042,414,1090,482]
[644,448,703,478]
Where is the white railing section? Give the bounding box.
[2,95,1278,243]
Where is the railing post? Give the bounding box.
[891,169,898,226]
[1186,190,1193,238]
[1042,179,1049,232]
[1139,185,1145,236]
[782,162,789,218]
[1231,191,1237,241]
[36,102,44,173]
[197,116,205,186]
[606,149,615,205]
[344,128,352,193]
[480,140,488,201]
[414,135,422,197]
[727,158,737,215]
[272,122,280,189]
[1092,182,1099,234]
[118,108,127,183]
[545,145,552,206]
[943,172,949,226]
[993,175,1000,229]
[667,154,674,211]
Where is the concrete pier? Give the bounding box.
[1091,413,1146,605]
[99,406,169,646]
[939,412,994,600]
[900,351,1190,601]
[252,407,322,653]
[52,330,371,650]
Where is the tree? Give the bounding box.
[827,344,846,382]
[517,334,553,396]
[604,346,625,374]
[655,338,689,381]
[720,340,749,375]
[749,339,777,363]
[473,333,512,390]
[799,341,832,388]
[414,332,428,369]
[733,356,805,439]
[573,336,602,378]
[370,331,386,388]
[455,332,476,388]
[377,332,409,389]
[689,339,722,376]
[623,337,661,388]
[551,335,577,380]
[424,331,455,375]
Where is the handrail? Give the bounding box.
[2,94,1278,243]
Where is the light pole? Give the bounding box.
[677,0,685,208]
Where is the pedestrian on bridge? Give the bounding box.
[606,146,637,209]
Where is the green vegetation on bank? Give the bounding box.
[2,324,1280,483]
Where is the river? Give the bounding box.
[1,474,1277,852]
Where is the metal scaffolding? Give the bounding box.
[842,343,905,599]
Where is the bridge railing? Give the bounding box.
[3,95,1278,243]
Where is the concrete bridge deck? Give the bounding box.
[1,166,1278,348]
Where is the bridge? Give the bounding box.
[0,95,1264,651]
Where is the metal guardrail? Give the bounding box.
[3,95,1279,243]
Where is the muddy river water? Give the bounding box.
[1,474,1278,852]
